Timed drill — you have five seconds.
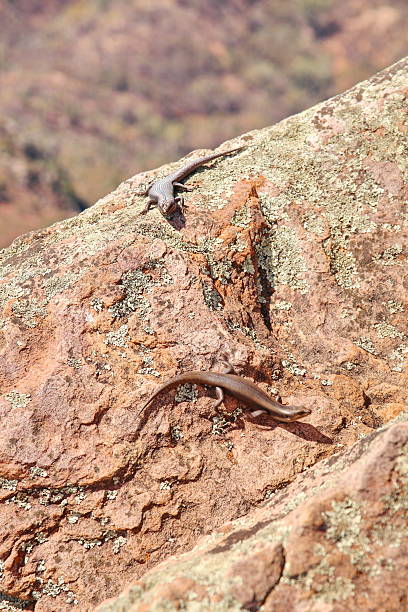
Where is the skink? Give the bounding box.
[139,146,243,216]
[141,365,311,423]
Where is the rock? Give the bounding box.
[0,57,407,611]
[97,421,408,612]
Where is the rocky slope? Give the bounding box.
[97,420,408,612]
[0,57,407,611]
[1,0,408,247]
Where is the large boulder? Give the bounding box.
[0,57,406,611]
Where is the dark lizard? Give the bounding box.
[139,146,243,216]
[140,362,311,423]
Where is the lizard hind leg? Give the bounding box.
[213,386,225,411]
[173,182,194,191]
[134,182,153,196]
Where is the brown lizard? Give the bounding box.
[139,146,243,216]
[141,362,311,423]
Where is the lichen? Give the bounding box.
[231,205,250,227]
[385,299,404,314]
[256,227,308,292]
[372,244,403,266]
[326,246,360,289]
[11,298,46,328]
[202,282,223,311]
[104,324,129,348]
[0,478,17,491]
[355,337,378,355]
[374,322,404,339]
[29,467,48,479]
[4,391,31,409]
[67,357,82,369]
[174,384,198,404]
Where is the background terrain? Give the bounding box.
[1,0,408,247]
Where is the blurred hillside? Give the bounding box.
[1,0,407,247]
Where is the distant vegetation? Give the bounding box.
[0,0,407,246]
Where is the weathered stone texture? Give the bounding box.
[97,421,408,612]
[0,58,407,611]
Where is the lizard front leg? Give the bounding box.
[219,361,234,374]
[174,195,188,212]
[140,198,156,214]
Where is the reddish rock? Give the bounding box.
[97,422,408,611]
[0,58,407,610]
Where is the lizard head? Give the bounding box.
[251,404,312,422]
[159,198,177,215]
[274,405,312,422]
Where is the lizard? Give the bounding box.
[140,362,311,423]
[139,146,244,216]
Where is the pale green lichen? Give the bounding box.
[272,300,292,311]
[385,299,404,314]
[171,426,184,442]
[388,344,408,372]
[256,227,308,292]
[79,538,102,550]
[174,383,198,404]
[355,337,378,355]
[323,499,363,558]
[226,320,269,351]
[230,234,248,253]
[159,481,172,491]
[137,348,160,377]
[259,193,290,224]
[281,357,306,377]
[231,205,250,227]
[341,361,358,370]
[372,244,403,266]
[42,271,81,300]
[41,576,78,605]
[109,269,153,320]
[91,297,104,312]
[112,536,127,554]
[67,514,80,524]
[4,391,31,409]
[202,282,223,311]
[340,307,356,319]
[206,256,233,285]
[0,477,18,491]
[283,540,356,602]
[302,211,326,235]
[12,298,46,328]
[374,322,404,339]
[29,467,48,479]
[211,415,231,436]
[67,357,82,369]
[327,247,360,289]
[381,223,401,232]
[5,494,31,510]
[242,255,255,274]
[104,324,129,348]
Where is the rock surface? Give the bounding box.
[97,420,408,612]
[0,58,407,610]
